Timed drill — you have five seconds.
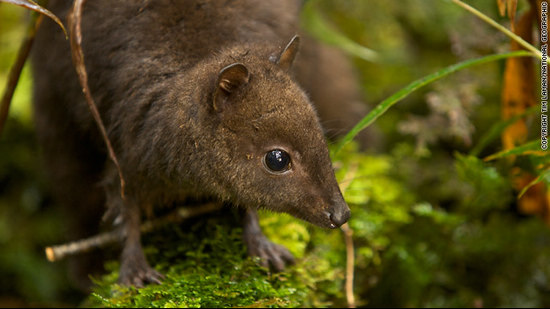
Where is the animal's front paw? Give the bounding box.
[118,256,164,288]
[245,234,295,272]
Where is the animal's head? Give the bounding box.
[207,36,350,228]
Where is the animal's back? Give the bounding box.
[34,0,300,129]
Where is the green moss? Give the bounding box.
[88,215,323,308]
[88,143,417,307]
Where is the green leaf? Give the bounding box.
[484,140,543,161]
[300,0,378,62]
[518,167,550,198]
[331,50,534,156]
[469,105,539,157]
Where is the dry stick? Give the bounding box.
[338,163,359,308]
[45,226,124,262]
[341,223,356,308]
[45,202,223,262]
[0,12,43,136]
[68,0,126,200]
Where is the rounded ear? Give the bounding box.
[276,35,300,71]
[214,63,250,112]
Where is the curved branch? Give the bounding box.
[45,203,223,262]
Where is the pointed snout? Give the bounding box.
[328,198,350,228]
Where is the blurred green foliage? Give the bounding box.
[0,3,81,307]
[1,0,549,307]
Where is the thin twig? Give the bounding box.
[0,12,42,136]
[338,162,359,308]
[68,0,127,200]
[45,226,124,262]
[341,223,356,308]
[45,203,223,262]
[1,0,67,37]
[451,0,542,60]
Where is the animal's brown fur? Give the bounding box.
[32,0,358,287]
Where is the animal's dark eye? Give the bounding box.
[263,149,291,173]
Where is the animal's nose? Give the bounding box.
[329,204,350,228]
